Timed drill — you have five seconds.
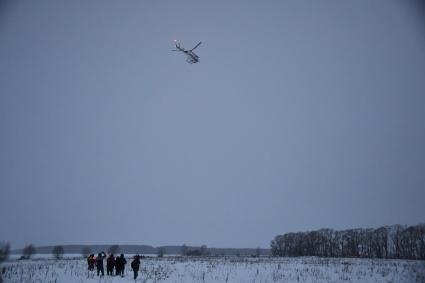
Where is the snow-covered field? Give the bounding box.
[2,256,424,283]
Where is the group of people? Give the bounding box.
[87,252,142,280]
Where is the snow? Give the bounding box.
[2,256,424,283]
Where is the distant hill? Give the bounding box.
[12,245,156,255]
[12,244,271,256]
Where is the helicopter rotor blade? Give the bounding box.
[190,41,202,51]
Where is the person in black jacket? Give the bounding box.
[116,254,127,277]
[87,254,95,271]
[115,255,120,276]
[96,252,106,276]
[131,255,141,280]
[106,254,115,276]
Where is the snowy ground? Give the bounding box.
[1,256,424,283]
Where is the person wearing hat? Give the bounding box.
[96,252,106,276]
[131,255,141,280]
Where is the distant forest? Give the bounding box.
[11,244,270,257]
[271,224,425,260]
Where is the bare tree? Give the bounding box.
[0,242,10,263]
[271,236,284,256]
[157,247,165,258]
[108,245,120,255]
[200,245,209,256]
[52,245,64,260]
[181,244,188,256]
[22,244,36,259]
[256,247,261,257]
[81,247,91,258]
[0,242,10,283]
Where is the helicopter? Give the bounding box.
[172,40,202,64]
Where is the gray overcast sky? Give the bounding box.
[1,0,425,249]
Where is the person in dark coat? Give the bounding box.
[96,252,106,276]
[106,254,115,276]
[115,254,120,276]
[87,254,95,271]
[116,254,127,277]
[131,255,141,280]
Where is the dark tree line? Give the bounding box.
[22,244,36,259]
[52,245,64,260]
[180,244,210,256]
[0,242,10,283]
[0,242,10,263]
[271,224,425,259]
